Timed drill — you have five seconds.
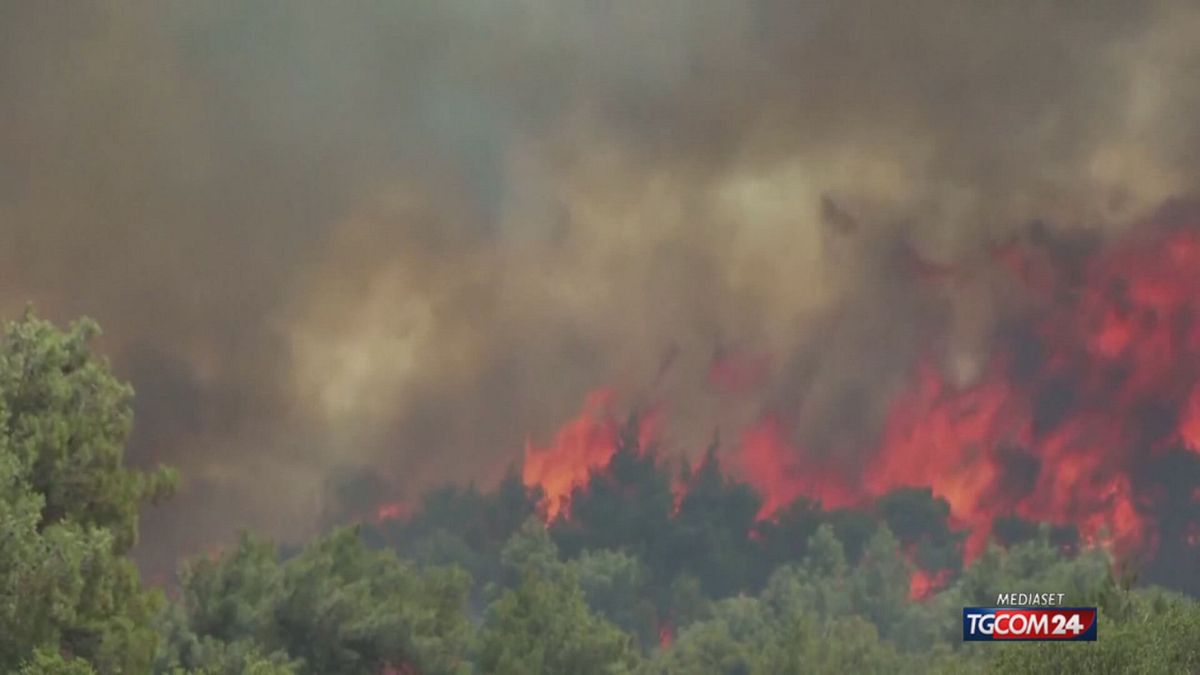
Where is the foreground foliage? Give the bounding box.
[0,312,176,673]
[1,312,1198,674]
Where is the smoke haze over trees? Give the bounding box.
[2,311,1199,673]
[6,2,1200,575]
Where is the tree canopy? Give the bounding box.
[2,310,1198,674]
[0,312,176,673]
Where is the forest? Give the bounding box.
[2,312,1198,674]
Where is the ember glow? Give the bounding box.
[908,566,952,601]
[374,501,413,523]
[657,620,675,649]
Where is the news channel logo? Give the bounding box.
[962,596,1097,642]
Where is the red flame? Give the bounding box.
[522,389,661,520]
[657,619,675,649]
[908,566,952,601]
[736,416,860,518]
[1180,383,1200,453]
[511,221,1200,581]
[903,543,953,600]
[738,224,1200,564]
[374,501,413,523]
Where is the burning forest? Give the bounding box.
[504,215,1200,601]
[6,1,1200,672]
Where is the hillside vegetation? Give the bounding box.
[2,313,1197,674]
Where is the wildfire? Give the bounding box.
[521,389,661,520]
[657,619,675,649]
[471,219,1200,588]
[735,416,860,518]
[908,566,952,601]
[1180,385,1200,453]
[374,501,412,523]
[736,222,1200,565]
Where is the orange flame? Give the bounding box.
[908,566,952,601]
[513,223,1200,579]
[736,224,1200,564]
[736,416,860,519]
[521,389,662,520]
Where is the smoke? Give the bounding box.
[2,1,1200,573]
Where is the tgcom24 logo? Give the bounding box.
[962,594,1097,642]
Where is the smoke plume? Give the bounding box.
[3,1,1200,573]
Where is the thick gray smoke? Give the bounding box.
[2,1,1199,573]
